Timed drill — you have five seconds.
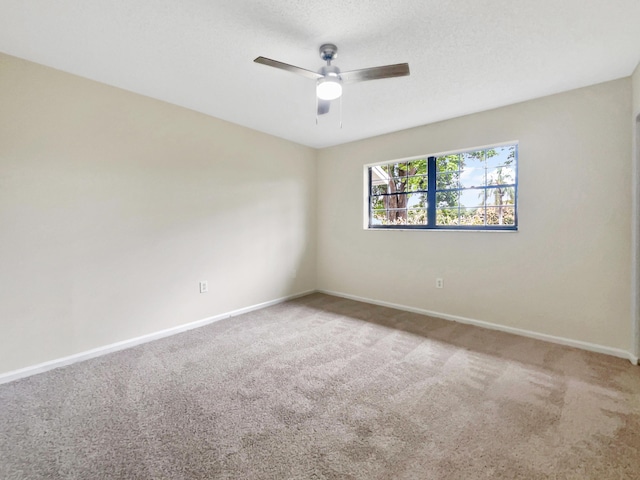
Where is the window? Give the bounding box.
[367,143,517,230]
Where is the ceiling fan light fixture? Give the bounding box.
[316,76,342,101]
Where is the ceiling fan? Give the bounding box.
[254,44,410,116]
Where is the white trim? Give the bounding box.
[319,289,639,365]
[363,227,518,233]
[0,290,315,385]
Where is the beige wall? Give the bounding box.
[317,79,633,352]
[633,63,640,116]
[0,53,317,374]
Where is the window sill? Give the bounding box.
[364,227,518,232]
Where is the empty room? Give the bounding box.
[1,1,639,478]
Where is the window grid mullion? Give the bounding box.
[427,157,436,226]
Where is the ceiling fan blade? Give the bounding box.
[340,63,410,84]
[254,56,323,80]
[317,99,331,116]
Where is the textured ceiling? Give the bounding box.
[1,0,639,148]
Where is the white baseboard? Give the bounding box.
[0,290,315,385]
[318,289,639,366]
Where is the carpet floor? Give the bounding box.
[1,293,639,479]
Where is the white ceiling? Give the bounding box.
[1,0,639,149]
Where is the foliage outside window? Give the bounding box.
[367,144,517,230]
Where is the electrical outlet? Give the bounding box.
[436,278,444,289]
[199,281,208,293]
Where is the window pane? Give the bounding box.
[390,177,409,193]
[502,206,516,225]
[462,150,484,168]
[390,162,408,178]
[408,159,427,176]
[387,208,408,225]
[436,190,460,208]
[436,154,461,173]
[370,165,391,195]
[459,188,485,209]
[437,208,459,225]
[460,166,486,188]
[487,165,516,186]
[407,209,428,225]
[460,150,485,188]
[459,207,485,226]
[371,165,389,180]
[371,183,388,195]
[383,193,409,210]
[371,210,387,225]
[436,171,460,190]
[436,154,461,190]
[485,186,515,207]
[407,192,427,208]
[486,206,516,225]
[407,175,427,192]
[370,195,386,210]
[487,145,516,169]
